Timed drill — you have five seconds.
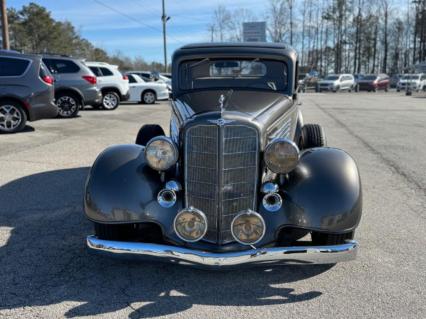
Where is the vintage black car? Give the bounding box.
[85,43,361,268]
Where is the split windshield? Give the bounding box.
[179,58,288,92]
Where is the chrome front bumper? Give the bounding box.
[87,236,358,269]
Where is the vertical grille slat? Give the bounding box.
[185,123,259,244]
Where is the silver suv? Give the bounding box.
[0,50,58,133]
[42,55,102,118]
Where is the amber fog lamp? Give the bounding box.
[231,211,266,245]
[145,136,178,171]
[173,208,208,242]
[264,138,299,174]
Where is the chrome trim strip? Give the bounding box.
[87,235,358,268]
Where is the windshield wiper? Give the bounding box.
[188,58,210,69]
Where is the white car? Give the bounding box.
[127,74,170,104]
[158,74,172,89]
[85,62,130,110]
[396,74,426,92]
[318,74,356,92]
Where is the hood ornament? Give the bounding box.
[209,90,235,126]
[218,89,233,115]
[219,94,226,113]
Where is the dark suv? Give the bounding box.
[0,50,58,133]
[42,55,102,118]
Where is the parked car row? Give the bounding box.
[0,50,58,133]
[299,72,426,93]
[0,50,171,133]
[396,74,426,92]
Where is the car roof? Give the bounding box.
[41,54,82,62]
[180,42,289,50]
[174,42,297,62]
[0,50,41,60]
[85,61,118,68]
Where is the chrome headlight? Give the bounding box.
[264,138,299,174]
[145,136,178,171]
[231,210,266,245]
[173,207,207,242]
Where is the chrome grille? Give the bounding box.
[185,123,259,243]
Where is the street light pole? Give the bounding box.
[0,0,10,50]
[161,0,169,73]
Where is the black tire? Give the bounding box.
[102,91,120,110]
[56,92,80,118]
[0,100,27,133]
[136,124,165,146]
[141,90,156,104]
[332,86,340,93]
[396,89,400,92]
[311,231,354,245]
[301,124,326,149]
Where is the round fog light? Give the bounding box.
[173,207,207,242]
[231,210,266,245]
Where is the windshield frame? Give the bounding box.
[175,56,291,96]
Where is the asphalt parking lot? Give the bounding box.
[0,92,425,318]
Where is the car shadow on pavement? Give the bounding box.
[0,168,330,318]
[0,125,35,134]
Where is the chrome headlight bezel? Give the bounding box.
[173,207,208,243]
[264,138,300,174]
[231,210,266,245]
[144,136,178,171]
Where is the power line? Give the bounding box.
[91,0,183,44]
[129,0,204,38]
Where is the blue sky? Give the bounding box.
[11,0,268,62]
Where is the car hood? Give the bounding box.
[174,90,291,119]
[319,80,337,85]
[173,90,297,149]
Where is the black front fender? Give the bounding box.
[84,144,183,232]
[268,147,362,234]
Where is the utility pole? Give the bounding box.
[161,0,170,73]
[1,0,10,50]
